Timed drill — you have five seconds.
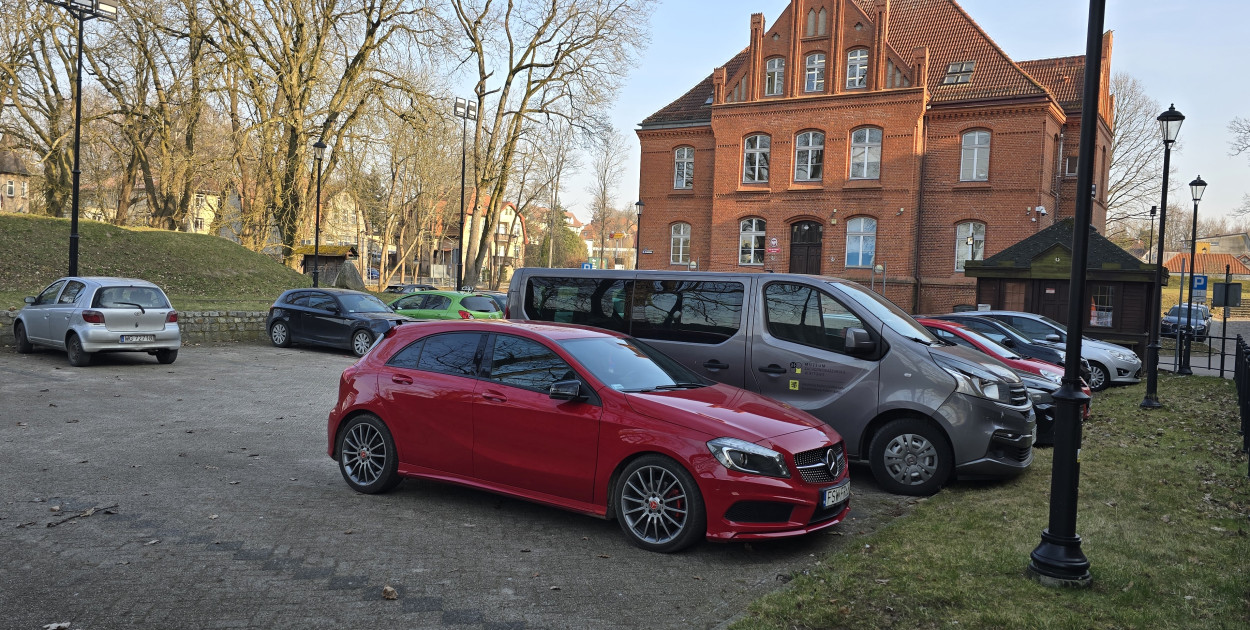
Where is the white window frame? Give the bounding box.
[960,130,991,181]
[671,222,691,265]
[4,180,12,197]
[743,135,771,183]
[673,146,694,190]
[795,131,824,182]
[846,49,868,89]
[765,58,785,96]
[805,53,826,93]
[955,221,986,271]
[845,217,877,268]
[739,218,766,265]
[942,61,975,84]
[849,128,882,180]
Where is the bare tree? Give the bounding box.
[1106,73,1175,229]
[1229,116,1250,160]
[586,126,626,268]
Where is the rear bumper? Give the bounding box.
[78,324,181,352]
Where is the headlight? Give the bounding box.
[934,354,1009,403]
[1109,349,1136,362]
[707,437,790,478]
[1038,369,1062,384]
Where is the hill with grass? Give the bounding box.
[0,214,307,311]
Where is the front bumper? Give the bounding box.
[1105,353,1142,384]
[938,392,1035,480]
[77,324,181,353]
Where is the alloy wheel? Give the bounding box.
[341,422,387,487]
[620,465,689,545]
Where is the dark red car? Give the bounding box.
[326,320,851,552]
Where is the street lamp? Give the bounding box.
[40,0,118,276]
[1146,205,1157,263]
[1178,175,1207,375]
[1141,104,1185,408]
[454,97,478,291]
[634,200,644,270]
[311,140,327,287]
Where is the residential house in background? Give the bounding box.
[0,135,32,215]
[459,197,529,287]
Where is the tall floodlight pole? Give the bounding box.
[1027,0,1105,588]
[41,0,119,276]
[1141,105,1185,408]
[1178,176,1207,375]
[634,200,644,270]
[311,140,327,287]
[454,97,478,291]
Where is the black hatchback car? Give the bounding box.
[930,314,1068,366]
[266,288,413,356]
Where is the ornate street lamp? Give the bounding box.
[1178,175,1207,375]
[1141,104,1185,407]
[40,0,118,276]
[311,140,327,287]
[634,200,644,270]
[454,97,478,291]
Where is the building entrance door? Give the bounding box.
[789,221,824,274]
[1036,280,1070,323]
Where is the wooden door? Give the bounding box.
[789,221,824,275]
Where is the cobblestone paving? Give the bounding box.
[0,343,916,630]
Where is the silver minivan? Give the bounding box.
[507,269,1035,496]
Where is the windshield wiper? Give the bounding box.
[118,301,145,313]
[906,336,935,346]
[653,382,706,390]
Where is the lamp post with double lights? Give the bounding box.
[453,97,478,291]
[1141,104,1185,408]
[634,200,643,270]
[40,0,119,276]
[1178,175,1207,376]
[311,140,327,287]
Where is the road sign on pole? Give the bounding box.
[1192,275,1208,302]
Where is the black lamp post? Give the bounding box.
[634,200,644,270]
[1146,205,1157,263]
[311,139,326,287]
[1141,104,1185,408]
[454,97,478,291]
[1178,175,1207,375]
[41,0,118,277]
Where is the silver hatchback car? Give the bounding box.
[13,277,181,366]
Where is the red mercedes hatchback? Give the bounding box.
[327,320,851,552]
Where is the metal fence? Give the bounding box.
[1235,336,1250,478]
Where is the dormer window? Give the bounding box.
[765,58,785,96]
[943,61,975,84]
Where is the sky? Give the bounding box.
[562,0,1250,224]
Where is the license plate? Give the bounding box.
[820,482,851,509]
[120,334,156,343]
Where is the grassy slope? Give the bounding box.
[735,375,1250,629]
[0,214,307,311]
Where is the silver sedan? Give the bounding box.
[13,277,181,366]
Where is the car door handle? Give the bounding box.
[703,360,730,370]
[481,391,508,403]
[758,364,787,375]
[391,374,413,385]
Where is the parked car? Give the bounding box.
[266,288,412,356]
[327,320,851,552]
[1160,304,1212,343]
[383,283,437,294]
[928,314,1066,366]
[477,290,508,314]
[13,277,181,366]
[387,291,503,320]
[976,310,1141,391]
[507,269,1036,496]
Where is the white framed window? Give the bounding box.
[942,61,975,84]
[671,222,691,264]
[743,135,771,183]
[674,146,694,189]
[795,131,824,181]
[845,217,876,268]
[846,49,868,89]
[739,218,766,265]
[4,180,12,197]
[765,58,785,96]
[960,130,991,181]
[849,127,882,180]
[1064,156,1079,176]
[955,221,985,271]
[805,53,826,92]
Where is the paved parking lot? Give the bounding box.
[0,342,916,630]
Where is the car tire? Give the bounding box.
[156,349,178,365]
[868,417,953,496]
[336,413,401,494]
[350,329,373,357]
[14,321,33,354]
[1087,362,1109,392]
[66,334,92,367]
[613,455,706,553]
[269,320,292,348]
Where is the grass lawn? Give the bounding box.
[735,375,1249,630]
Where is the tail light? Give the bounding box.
[81,310,105,324]
[166,311,179,323]
[458,310,474,320]
[504,306,510,318]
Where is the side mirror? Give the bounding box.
[1045,334,1062,343]
[549,380,585,401]
[1001,338,1016,348]
[24,296,36,304]
[843,328,876,354]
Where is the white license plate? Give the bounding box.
[820,482,851,509]
[120,334,156,343]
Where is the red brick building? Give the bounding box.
[636,0,1114,313]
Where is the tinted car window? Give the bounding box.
[929,327,976,350]
[339,293,391,313]
[1006,316,1055,340]
[306,293,338,311]
[631,280,743,344]
[385,339,425,369]
[283,291,311,307]
[559,336,705,392]
[462,296,499,313]
[764,283,864,354]
[425,295,452,311]
[525,277,630,333]
[956,318,1009,344]
[392,294,425,310]
[415,333,482,377]
[95,286,170,309]
[58,281,86,304]
[487,335,574,392]
[34,280,67,306]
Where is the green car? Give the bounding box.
[387,291,503,320]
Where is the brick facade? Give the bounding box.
[636,0,1112,314]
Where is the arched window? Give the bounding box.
[805,53,826,92]
[673,146,694,189]
[955,221,985,271]
[845,217,876,268]
[739,218,766,265]
[795,131,825,181]
[960,130,991,181]
[846,49,869,89]
[743,135,771,183]
[849,127,882,180]
[671,222,691,264]
[765,58,785,96]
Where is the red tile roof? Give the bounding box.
[1164,253,1250,275]
[640,50,748,127]
[1017,55,1086,111]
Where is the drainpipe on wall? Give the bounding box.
[911,113,928,313]
[1053,132,1065,224]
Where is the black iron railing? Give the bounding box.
[1235,336,1250,478]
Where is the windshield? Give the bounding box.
[559,337,707,393]
[832,281,939,343]
[960,328,1019,360]
[339,293,392,314]
[1166,306,1207,318]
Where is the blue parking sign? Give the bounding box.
[1192,275,1207,291]
[581,262,593,269]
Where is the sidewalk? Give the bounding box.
[1158,352,1237,379]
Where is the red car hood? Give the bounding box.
[622,383,833,443]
